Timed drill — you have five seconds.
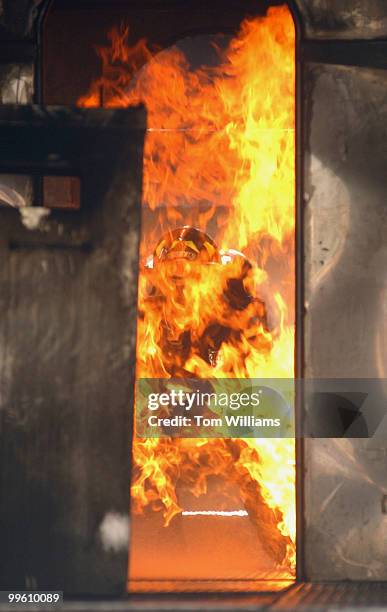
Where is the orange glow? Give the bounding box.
[79,5,296,577]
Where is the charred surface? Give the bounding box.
[0,105,146,594]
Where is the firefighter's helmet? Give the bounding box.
[153,226,221,265]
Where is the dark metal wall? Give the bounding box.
[297,0,387,39]
[0,1,45,206]
[0,1,45,40]
[301,58,387,581]
[0,106,146,593]
[294,0,387,583]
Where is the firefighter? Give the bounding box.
[143,226,270,376]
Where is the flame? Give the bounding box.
[79,5,296,575]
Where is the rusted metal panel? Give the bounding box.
[0,105,146,593]
[43,176,81,209]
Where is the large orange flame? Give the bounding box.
[79,5,296,575]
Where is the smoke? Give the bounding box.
[99,512,130,553]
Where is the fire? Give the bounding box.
[79,5,296,576]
